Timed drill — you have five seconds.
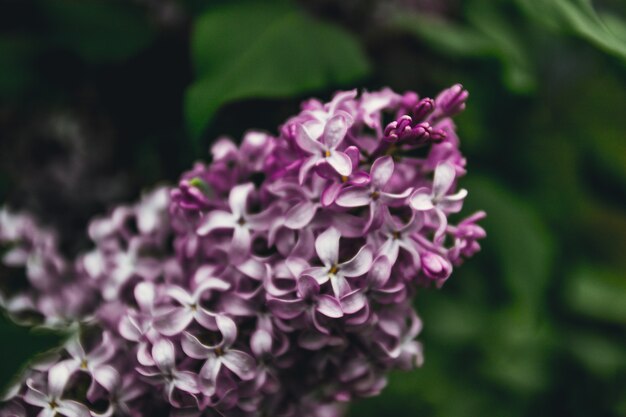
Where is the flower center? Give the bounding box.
[324,150,331,158]
[237,217,246,226]
[341,175,348,183]
[328,265,339,275]
[49,400,58,410]
[392,231,401,240]
[215,347,224,357]
[80,359,88,369]
[370,191,380,201]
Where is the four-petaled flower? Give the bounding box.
[296,114,354,184]
[303,227,373,297]
[336,156,412,230]
[410,162,467,239]
[197,183,278,263]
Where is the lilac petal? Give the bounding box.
[89,332,115,365]
[48,362,71,399]
[173,371,200,394]
[197,210,236,236]
[330,274,351,298]
[368,256,392,288]
[380,188,412,205]
[315,227,340,266]
[297,275,320,299]
[236,258,268,281]
[299,156,320,185]
[137,343,155,366]
[340,245,373,277]
[181,332,213,359]
[290,228,315,260]
[117,316,143,342]
[370,156,394,189]
[153,306,194,336]
[267,298,306,320]
[284,201,317,229]
[325,151,352,177]
[56,400,91,417]
[211,138,237,160]
[215,314,238,348]
[340,291,367,314]
[230,226,251,260]
[37,409,56,417]
[285,257,308,278]
[134,282,155,311]
[321,182,343,207]
[246,206,281,232]
[335,186,371,208]
[397,239,421,268]
[23,383,48,407]
[409,190,434,211]
[64,338,85,363]
[221,350,256,381]
[303,267,330,285]
[192,277,231,301]
[152,339,176,373]
[316,295,343,318]
[92,365,120,393]
[250,329,272,357]
[199,355,220,382]
[322,114,349,148]
[295,123,324,154]
[432,162,456,198]
[439,189,468,213]
[228,183,254,218]
[379,238,400,265]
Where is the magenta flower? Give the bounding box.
[268,275,343,334]
[336,156,411,230]
[296,114,353,184]
[196,183,278,263]
[409,162,467,239]
[24,363,91,417]
[181,315,256,392]
[136,339,200,407]
[1,86,484,417]
[303,227,373,297]
[153,278,231,336]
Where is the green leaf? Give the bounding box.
[0,316,64,394]
[516,0,626,61]
[565,265,626,323]
[38,0,155,63]
[391,0,536,93]
[185,2,371,139]
[464,177,554,314]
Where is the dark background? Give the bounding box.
[1,0,625,416]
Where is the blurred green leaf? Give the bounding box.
[464,177,553,314]
[185,2,370,139]
[516,0,626,61]
[38,0,155,63]
[391,2,535,92]
[566,330,626,377]
[0,316,63,394]
[564,265,626,323]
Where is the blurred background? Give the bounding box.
[1,0,625,415]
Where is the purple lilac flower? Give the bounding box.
[0,85,484,417]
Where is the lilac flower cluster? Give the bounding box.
[0,86,485,417]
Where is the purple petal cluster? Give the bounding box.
[1,86,485,417]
